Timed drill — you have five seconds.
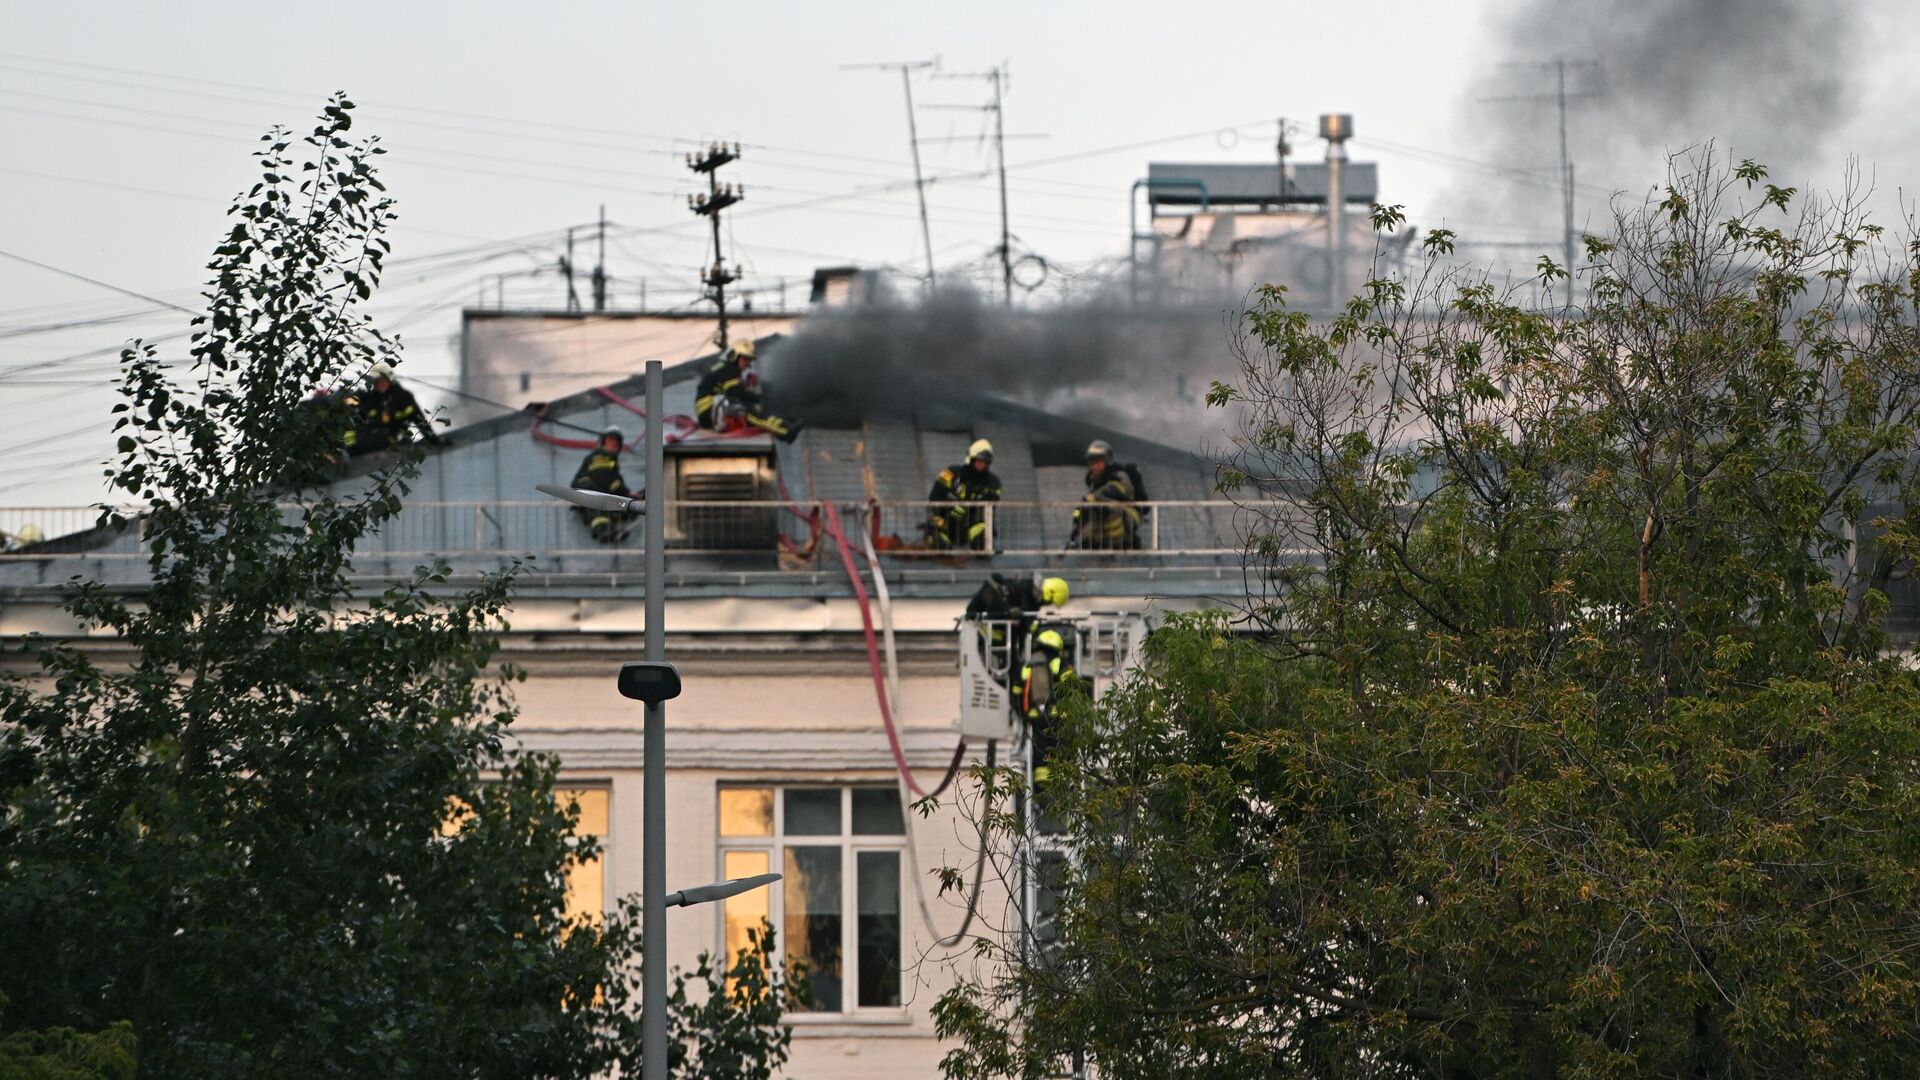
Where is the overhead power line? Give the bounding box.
[0,248,199,315]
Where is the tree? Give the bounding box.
[0,995,135,1080]
[0,97,795,1079]
[934,152,1920,1077]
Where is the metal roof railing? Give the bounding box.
[0,499,1254,564]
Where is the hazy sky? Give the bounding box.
[2,0,1915,505]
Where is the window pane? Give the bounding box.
[851,788,905,835]
[784,788,841,836]
[784,846,843,1011]
[557,788,608,836]
[721,849,771,975]
[856,851,902,1007]
[565,852,604,924]
[1035,851,1069,949]
[719,788,773,837]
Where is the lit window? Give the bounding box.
[556,787,609,925]
[716,785,906,1012]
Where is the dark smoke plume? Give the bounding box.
[1451,0,1859,246]
[759,282,1239,450]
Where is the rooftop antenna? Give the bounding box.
[844,59,939,289]
[931,62,1012,306]
[1481,58,1602,301]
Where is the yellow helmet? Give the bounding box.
[968,438,994,463]
[1041,577,1068,607]
[1035,629,1065,654]
[727,339,757,361]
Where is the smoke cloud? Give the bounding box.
[759,281,1240,451]
[1450,0,1860,245]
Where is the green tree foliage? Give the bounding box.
[936,153,1920,1077]
[0,97,793,1079]
[0,995,136,1080]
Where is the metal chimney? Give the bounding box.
[1320,113,1353,309]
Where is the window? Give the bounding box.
[716,785,906,1013]
[556,787,609,924]
[442,787,610,927]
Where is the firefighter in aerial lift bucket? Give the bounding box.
[571,426,637,543]
[966,572,1068,680]
[1019,627,1078,787]
[694,339,805,443]
[1069,439,1148,550]
[926,438,1004,550]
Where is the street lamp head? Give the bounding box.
[618,661,682,703]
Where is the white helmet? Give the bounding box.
[369,362,395,381]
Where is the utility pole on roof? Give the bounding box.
[687,142,745,348]
[592,204,608,312]
[562,227,581,312]
[843,59,939,290]
[933,63,1012,306]
[1481,59,1600,304]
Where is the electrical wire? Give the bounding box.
[0,248,199,315]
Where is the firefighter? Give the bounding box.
[694,339,805,443]
[1019,628,1078,785]
[1069,439,1141,550]
[926,438,1003,551]
[966,572,1068,674]
[571,426,636,543]
[295,385,352,464]
[343,362,439,455]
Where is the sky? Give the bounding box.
[2,0,1916,506]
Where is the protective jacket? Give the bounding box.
[571,448,629,496]
[966,572,1044,623]
[570,446,634,544]
[927,462,1003,549]
[694,358,801,441]
[344,381,435,454]
[1071,466,1141,549]
[1019,651,1077,783]
[695,358,758,422]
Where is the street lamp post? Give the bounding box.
[538,359,777,1080]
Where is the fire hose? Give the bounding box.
[821,502,990,947]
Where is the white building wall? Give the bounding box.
[520,669,999,1077]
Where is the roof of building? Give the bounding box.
[0,335,1252,605]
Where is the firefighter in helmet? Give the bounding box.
[343,362,439,455]
[694,339,805,442]
[571,425,636,543]
[926,438,1003,551]
[1019,627,1078,785]
[966,572,1067,681]
[1069,439,1142,550]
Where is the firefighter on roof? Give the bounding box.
[694,339,805,443]
[571,426,637,543]
[926,438,1003,550]
[343,362,440,455]
[1069,439,1144,550]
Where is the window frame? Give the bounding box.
[555,783,612,923]
[716,783,911,1022]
